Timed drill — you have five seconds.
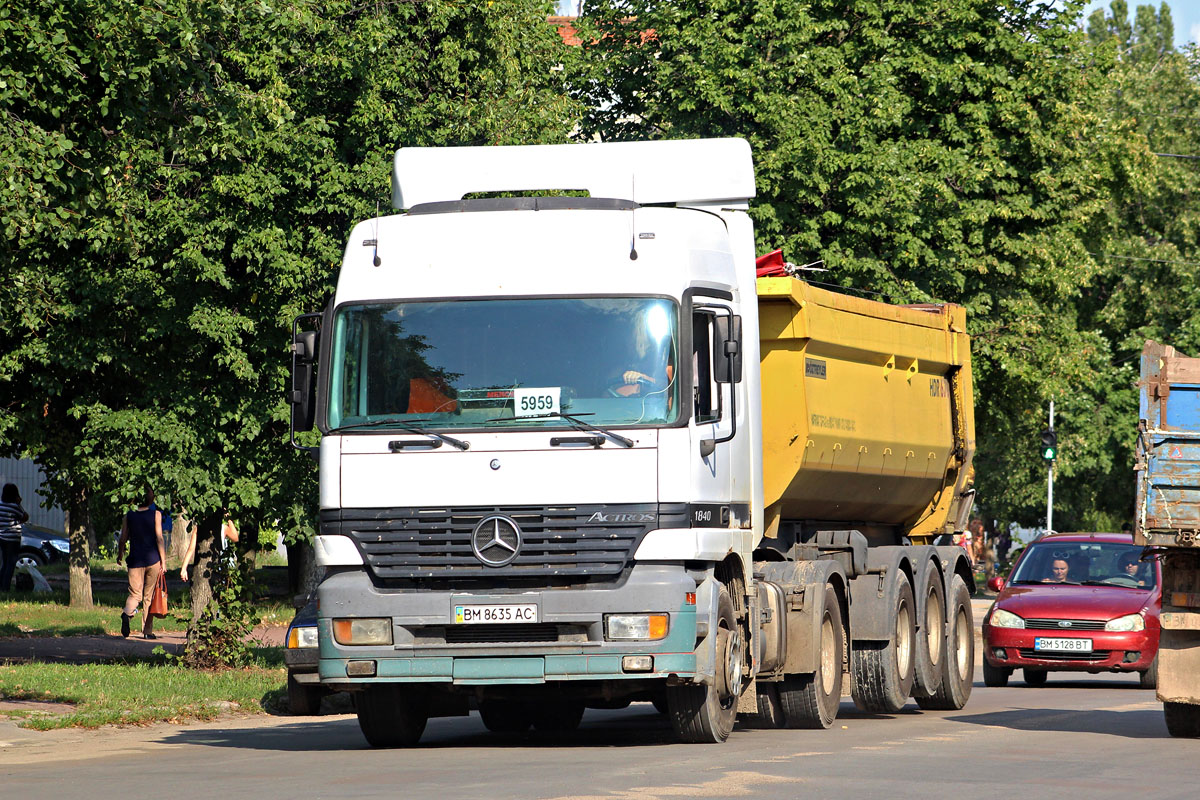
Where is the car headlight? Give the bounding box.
[332,618,392,646]
[605,614,670,641]
[1105,613,1145,632]
[989,608,1025,629]
[287,625,319,649]
[49,539,69,553]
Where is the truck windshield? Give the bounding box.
[327,297,680,431]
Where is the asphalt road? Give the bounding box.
[3,666,1193,799]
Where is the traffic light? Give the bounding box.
[1040,428,1057,462]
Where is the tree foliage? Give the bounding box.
[574,0,1198,532]
[0,0,578,625]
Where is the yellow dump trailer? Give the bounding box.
[757,277,975,543]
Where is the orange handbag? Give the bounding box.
[148,571,169,618]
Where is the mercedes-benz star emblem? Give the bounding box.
[471,515,522,567]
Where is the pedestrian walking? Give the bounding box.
[117,489,167,638]
[0,483,30,591]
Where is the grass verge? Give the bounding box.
[0,591,191,637]
[0,658,287,729]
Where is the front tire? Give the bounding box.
[779,585,844,728]
[1164,702,1200,738]
[356,685,428,747]
[1139,656,1158,689]
[666,585,740,743]
[287,674,324,715]
[852,574,915,713]
[983,659,1010,688]
[915,574,975,710]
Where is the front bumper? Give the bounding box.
[983,624,1159,672]
[316,563,703,686]
[285,646,320,682]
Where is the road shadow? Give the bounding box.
[949,706,1167,739]
[162,706,689,752]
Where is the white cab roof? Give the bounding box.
[392,138,755,210]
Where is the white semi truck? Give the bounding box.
[289,139,978,745]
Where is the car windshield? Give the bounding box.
[327,297,680,430]
[1009,541,1156,588]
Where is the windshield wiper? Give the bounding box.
[486,411,634,448]
[330,417,470,451]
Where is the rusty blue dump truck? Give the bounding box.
[1136,341,1200,737]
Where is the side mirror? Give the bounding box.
[712,315,743,383]
[987,576,1006,593]
[289,313,322,455]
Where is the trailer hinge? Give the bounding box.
[877,565,888,598]
[786,587,805,611]
[760,606,773,624]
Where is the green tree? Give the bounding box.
[0,1,578,649]
[573,0,1145,532]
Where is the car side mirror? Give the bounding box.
[987,576,1005,593]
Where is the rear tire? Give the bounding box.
[852,574,915,713]
[779,585,844,728]
[1023,668,1047,687]
[666,585,740,743]
[912,566,946,698]
[1139,656,1158,690]
[479,699,533,734]
[914,574,975,710]
[1164,702,1200,738]
[751,682,786,728]
[983,659,1010,688]
[287,674,324,715]
[356,685,428,747]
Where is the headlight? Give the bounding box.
[287,625,319,649]
[332,618,392,645]
[1105,613,1145,632]
[605,614,669,641]
[49,539,70,553]
[989,608,1025,629]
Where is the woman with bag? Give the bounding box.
[117,489,168,639]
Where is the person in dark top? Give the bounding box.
[0,483,31,591]
[117,489,167,638]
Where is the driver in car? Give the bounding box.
[1118,552,1146,586]
[1043,558,1070,583]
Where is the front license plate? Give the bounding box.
[454,604,539,624]
[1034,637,1092,652]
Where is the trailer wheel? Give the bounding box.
[912,567,945,698]
[356,685,428,747]
[480,699,533,734]
[914,574,975,711]
[779,585,844,728]
[1164,702,1200,738]
[1139,656,1158,689]
[982,659,1009,687]
[852,574,915,713]
[532,701,585,733]
[666,585,740,743]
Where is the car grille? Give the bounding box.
[1017,649,1110,662]
[1024,618,1108,631]
[322,504,688,585]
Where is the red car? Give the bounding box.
[982,532,1160,688]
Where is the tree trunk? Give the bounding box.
[66,485,93,608]
[184,513,220,658]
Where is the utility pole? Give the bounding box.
[1046,400,1054,532]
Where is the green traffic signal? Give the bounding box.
[1040,428,1057,461]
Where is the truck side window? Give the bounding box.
[693,313,718,423]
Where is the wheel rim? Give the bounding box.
[954,607,971,680]
[896,600,912,677]
[820,613,837,695]
[926,589,943,667]
[720,625,744,703]
[15,556,38,569]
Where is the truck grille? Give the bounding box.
[322,504,687,585]
[1024,618,1108,631]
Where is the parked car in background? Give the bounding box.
[983,532,1161,688]
[17,523,69,569]
[285,593,329,714]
